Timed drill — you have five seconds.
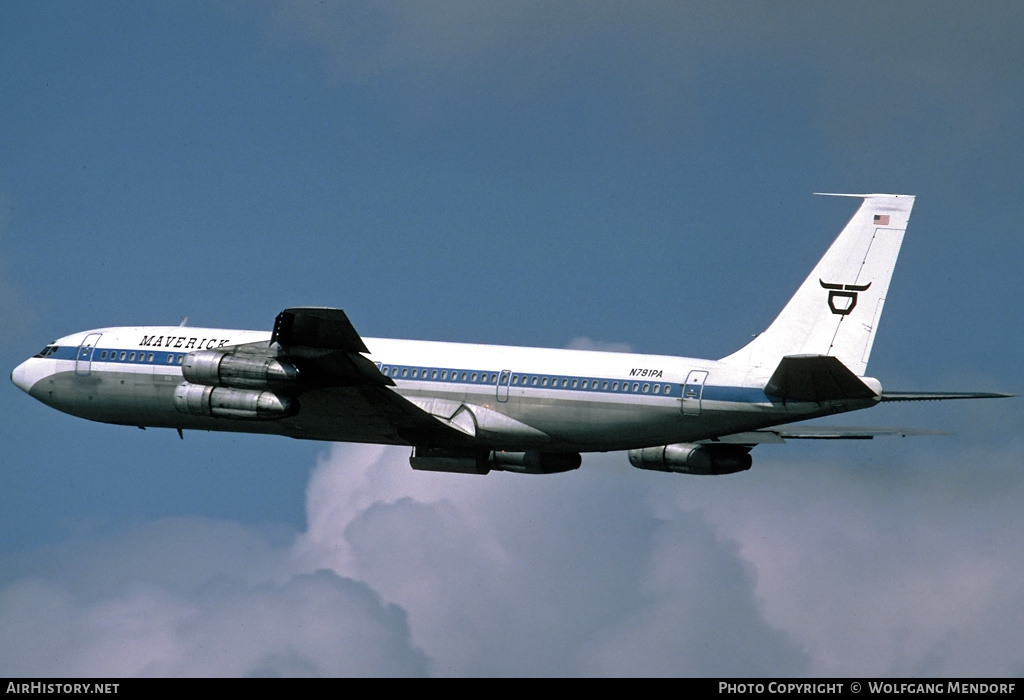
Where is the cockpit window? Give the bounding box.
[34,345,59,358]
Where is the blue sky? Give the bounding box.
[2,1,1022,676]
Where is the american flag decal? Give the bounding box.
[873,214,890,225]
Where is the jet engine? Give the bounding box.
[182,350,299,390]
[628,443,752,475]
[410,447,582,475]
[173,382,295,421]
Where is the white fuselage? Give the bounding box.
[11,324,876,452]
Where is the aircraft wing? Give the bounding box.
[267,307,473,446]
[270,307,392,387]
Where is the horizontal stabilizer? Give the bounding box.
[764,355,878,403]
[774,426,943,439]
[705,426,943,445]
[880,391,1014,402]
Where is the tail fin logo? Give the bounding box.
[820,280,872,315]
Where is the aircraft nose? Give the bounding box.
[11,358,38,394]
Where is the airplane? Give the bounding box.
[10,193,1010,476]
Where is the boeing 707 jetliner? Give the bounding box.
[11,194,1009,475]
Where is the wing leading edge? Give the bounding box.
[265,307,474,446]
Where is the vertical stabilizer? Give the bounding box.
[720,193,915,377]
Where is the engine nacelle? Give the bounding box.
[174,382,295,420]
[490,451,582,474]
[410,447,490,475]
[628,443,752,475]
[410,447,582,475]
[182,350,299,389]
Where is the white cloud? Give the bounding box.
[680,440,1024,676]
[565,336,634,353]
[0,516,429,677]
[3,437,1023,676]
[291,444,808,676]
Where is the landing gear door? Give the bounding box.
[681,370,708,416]
[76,333,102,377]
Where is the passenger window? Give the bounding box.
[431,370,438,379]
[571,379,578,388]
[561,378,568,387]
[611,381,618,390]
[402,368,408,377]
[642,383,649,393]
[129,352,135,361]
[148,353,154,362]
[119,352,126,360]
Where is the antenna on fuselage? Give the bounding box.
[179,316,188,327]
